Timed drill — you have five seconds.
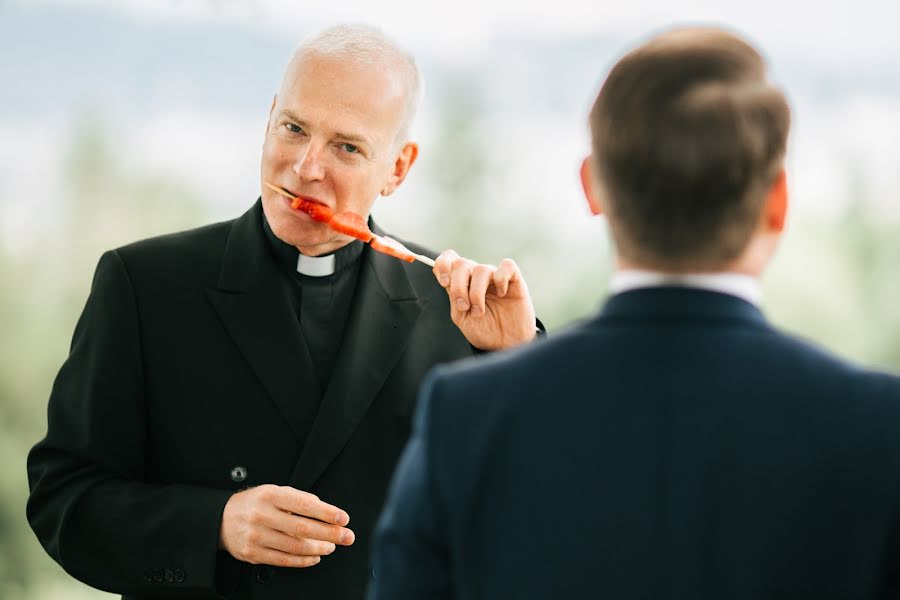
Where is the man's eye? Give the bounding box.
[285,123,303,134]
[342,143,359,154]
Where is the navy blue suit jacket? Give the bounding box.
[370,287,900,600]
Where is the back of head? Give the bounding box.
[590,27,791,271]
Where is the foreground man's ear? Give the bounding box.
[580,156,603,216]
[764,169,788,233]
[381,142,419,197]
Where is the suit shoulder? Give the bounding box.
[764,327,900,390]
[115,218,232,260]
[109,217,234,279]
[427,322,596,402]
[430,319,900,412]
[771,331,900,454]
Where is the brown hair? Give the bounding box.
[590,27,791,270]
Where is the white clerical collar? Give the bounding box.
[610,269,763,306]
[296,253,335,277]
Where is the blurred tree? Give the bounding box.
[418,68,609,331]
[421,69,504,262]
[1,114,209,600]
[765,169,900,372]
[839,174,900,368]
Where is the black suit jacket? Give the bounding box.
[370,287,900,600]
[27,200,475,599]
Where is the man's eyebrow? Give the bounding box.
[278,110,372,147]
[279,109,304,123]
[333,132,371,146]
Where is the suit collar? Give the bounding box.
[213,199,268,293]
[610,270,762,307]
[598,287,770,329]
[363,219,419,301]
[205,200,323,442]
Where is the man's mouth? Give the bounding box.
[280,189,334,223]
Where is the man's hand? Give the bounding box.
[219,485,354,568]
[433,250,537,351]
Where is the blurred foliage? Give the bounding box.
[1,116,205,600]
[765,190,900,372]
[2,107,899,600]
[416,69,610,330]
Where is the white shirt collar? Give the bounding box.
[296,253,336,277]
[610,269,762,306]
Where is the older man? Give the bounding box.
[369,27,900,600]
[27,25,536,600]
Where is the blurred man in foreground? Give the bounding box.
[370,27,900,600]
[27,24,537,600]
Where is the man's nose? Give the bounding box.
[294,143,326,182]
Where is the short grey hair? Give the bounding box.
[290,24,423,144]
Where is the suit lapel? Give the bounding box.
[290,225,425,491]
[205,201,322,443]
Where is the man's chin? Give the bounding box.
[267,210,313,238]
[279,231,326,250]
[277,228,349,256]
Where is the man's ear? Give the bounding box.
[381,142,419,197]
[264,94,277,138]
[580,156,603,216]
[764,169,788,233]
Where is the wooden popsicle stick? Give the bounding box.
[413,253,436,267]
[264,181,296,199]
[371,234,436,268]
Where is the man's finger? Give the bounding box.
[433,250,460,288]
[271,486,349,526]
[273,513,355,546]
[254,548,323,569]
[265,530,337,557]
[467,265,495,317]
[492,258,520,297]
[449,257,476,312]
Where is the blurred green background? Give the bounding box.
[1,1,898,598]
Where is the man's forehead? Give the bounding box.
[277,54,407,141]
[284,53,406,99]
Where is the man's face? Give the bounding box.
[261,53,410,255]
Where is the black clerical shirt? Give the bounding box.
[262,214,364,390]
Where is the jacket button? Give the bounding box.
[174,568,186,583]
[230,466,248,483]
[255,564,274,584]
[164,568,175,583]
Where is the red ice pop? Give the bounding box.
[290,197,334,223]
[369,235,417,263]
[330,211,374,243]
